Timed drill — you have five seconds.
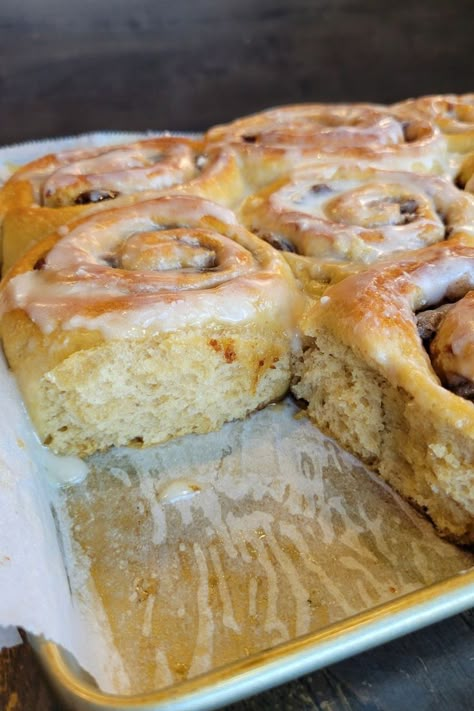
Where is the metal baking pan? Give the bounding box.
[29,400,474,710]
[32,569,474,710]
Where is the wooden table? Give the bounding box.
[1,610,473,710]
[1,0,474,146]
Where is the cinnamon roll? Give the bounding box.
[239,164,474,293]
[0,195,302,456]
[0,137,245,273]
[292,241,474,543]
[394,94,474,154]
[205,103,447,187]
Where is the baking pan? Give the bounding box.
[31,400,474,710]
[1,135,473,710]
[32,567,474,710]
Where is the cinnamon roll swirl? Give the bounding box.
[429,292,474,397]
[394,94,474,154]
[240,164,474,293]
[0,195,302,456]
[292,241,474,543]
[0,137,245,273]
[205,103,447,187]
[455,151,474,194]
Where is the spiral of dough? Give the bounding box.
[206,103,447,186]
[0,136,246,274]
[393,94,474,154]
[1,194,299,337]
[240,165,474,268]
[3,136,244,208]
[0,194,302,455]
[292,241,474,542]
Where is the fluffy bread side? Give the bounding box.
[3,310,291,456]
[292,240,474,545]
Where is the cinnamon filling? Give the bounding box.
[454,173,467,190]
[401,121,421,143]
[33,256,46,271]
[195,154,208,171]
[416,303,453,342]
[309,184,333,195]
[365,196,419,226]
[399,198,419,218]
[444,376,474,400]
[256,231,296,253]
[74,189,120,205]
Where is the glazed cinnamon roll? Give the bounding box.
[205,103,447,187]
[455,151,474,194]
[240,164,474,293]
[0,136,245,273]
[0,195,302,456]
[394,94,474,154]
[292,241,474,543]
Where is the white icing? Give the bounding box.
[410,253,474,307]
[1,196,300,339]
[41,142,197,205]
[209,104,447,172]
[5,273,273,336]
[39,447,89,486]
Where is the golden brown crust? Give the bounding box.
[205,103,448,187]
[429,291,474,386]
[1,101,473,543]
[306,241,474,397]
[239,164,474,294]
[293,241,474,542]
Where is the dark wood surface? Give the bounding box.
[1,0,474,145]
[1,610,473,710]
[1,1,473,709]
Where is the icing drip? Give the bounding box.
[1,195,302,339]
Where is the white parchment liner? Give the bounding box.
[0,134,472,696]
